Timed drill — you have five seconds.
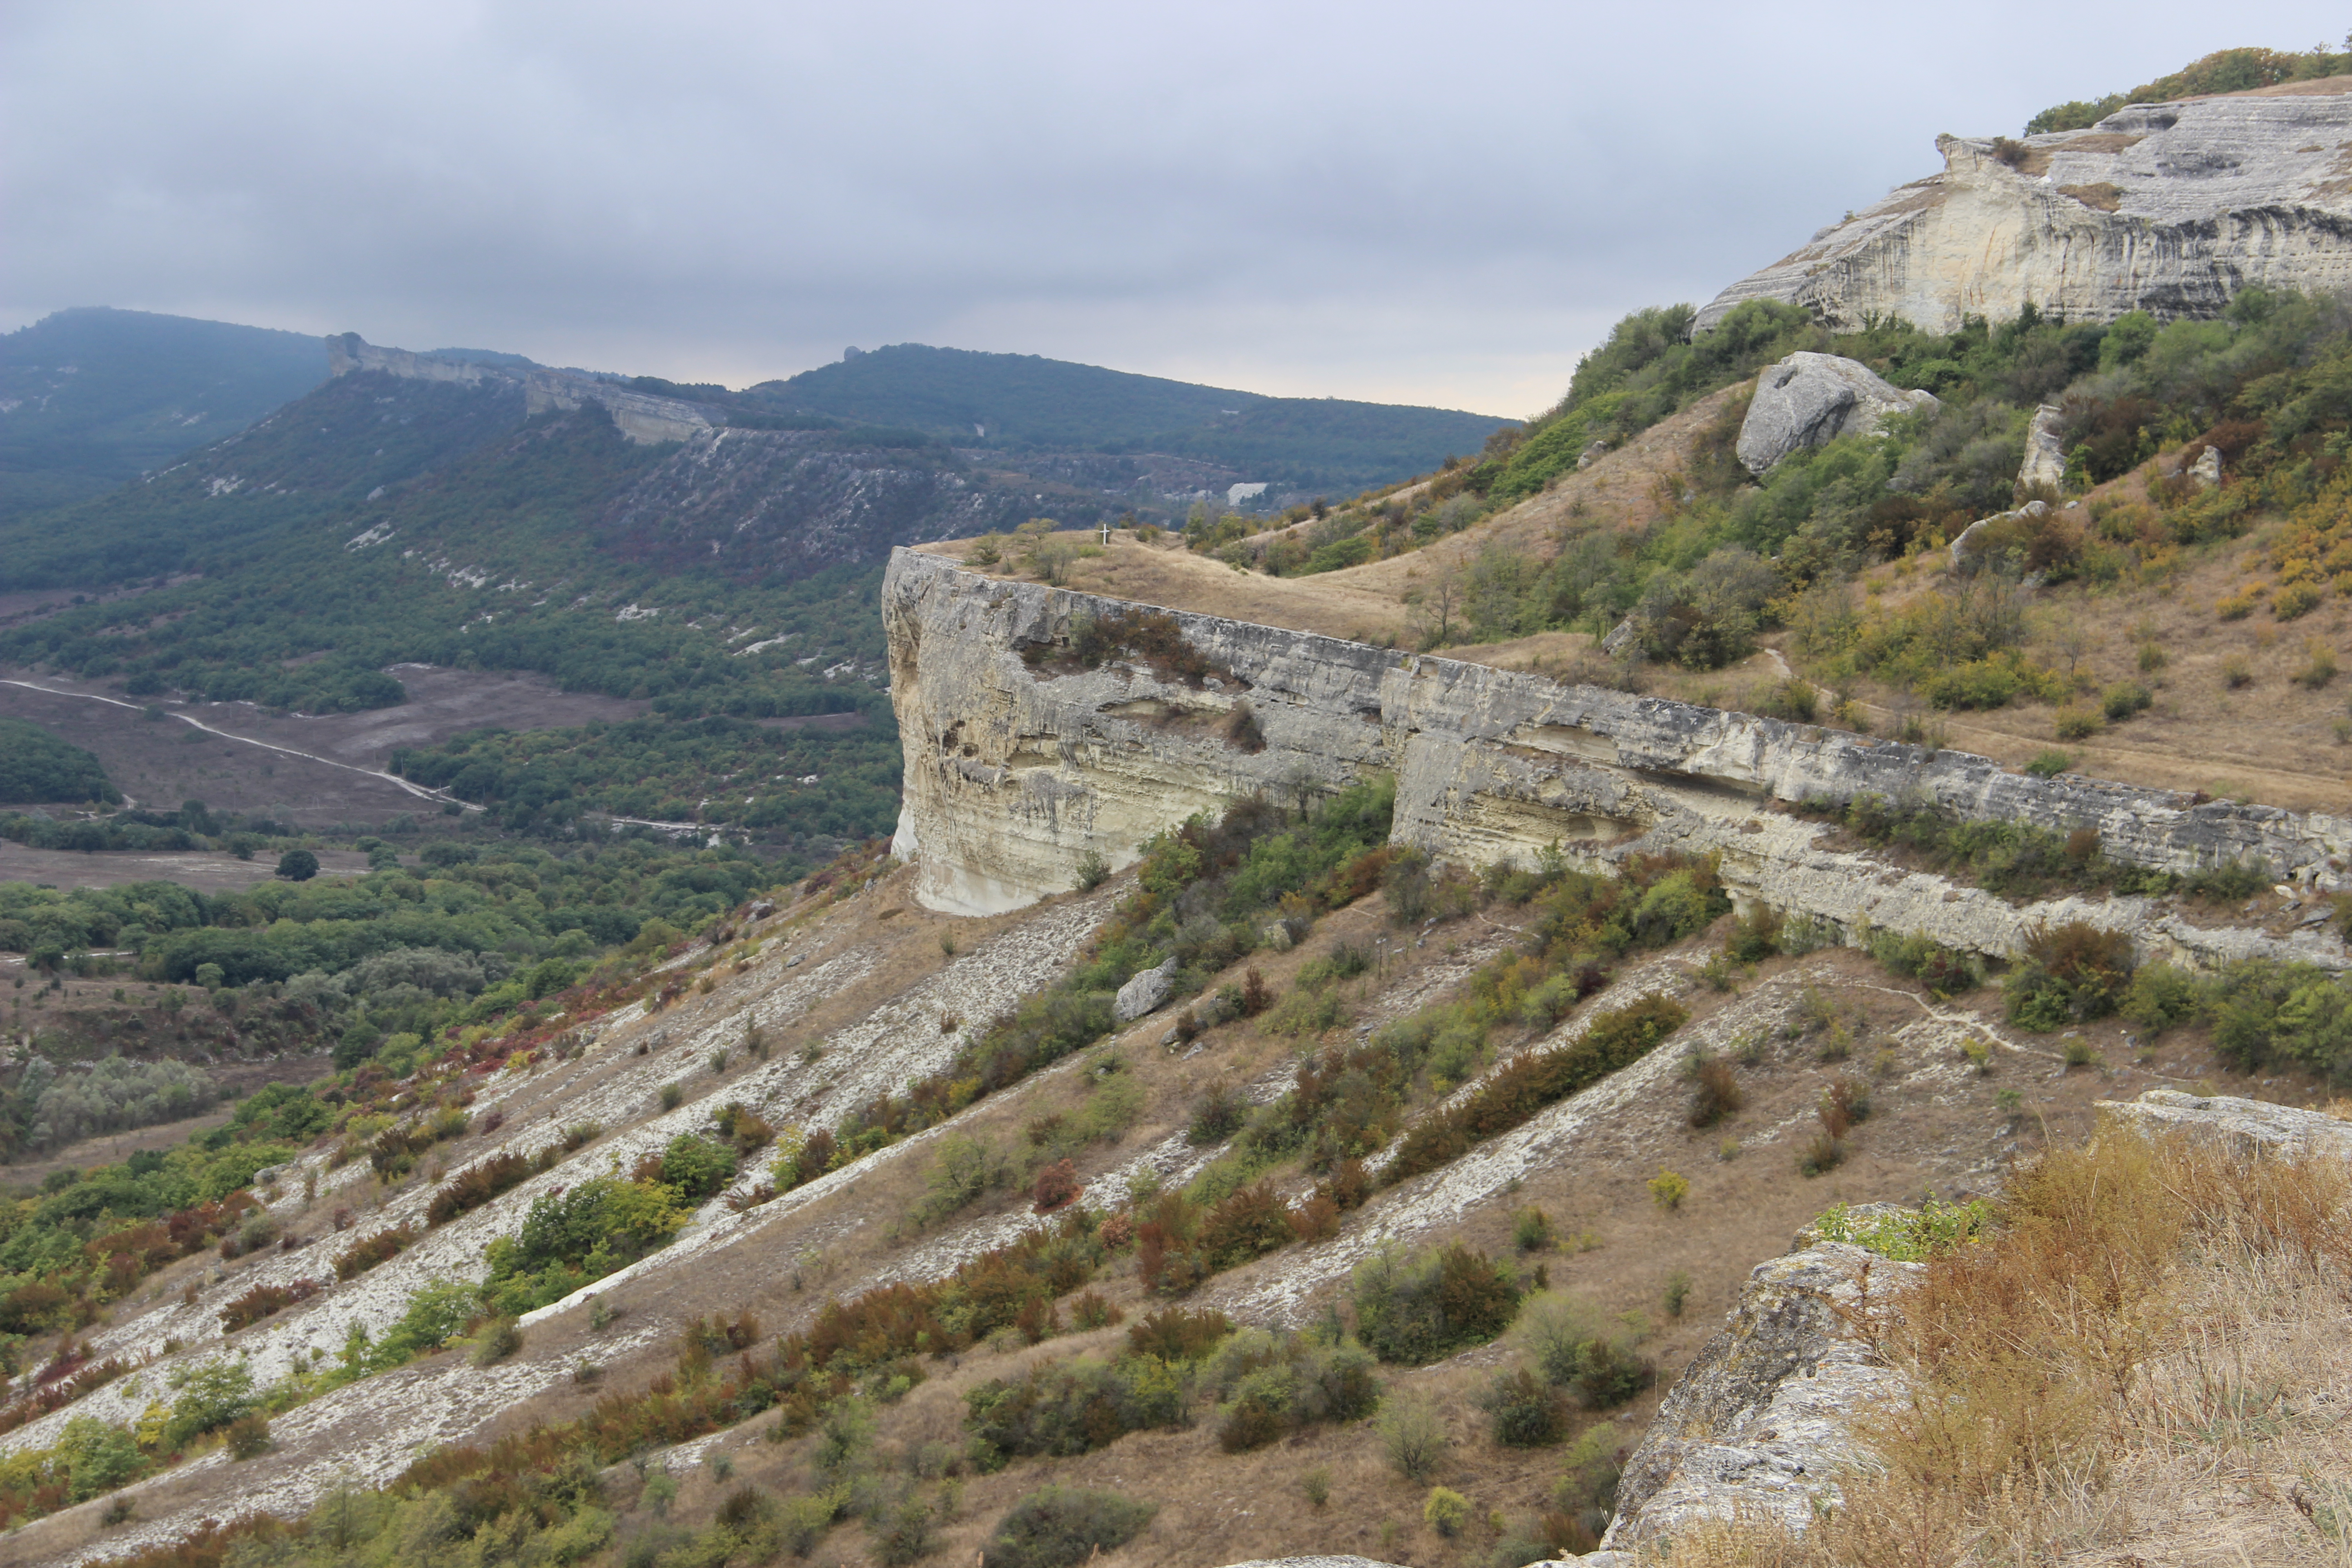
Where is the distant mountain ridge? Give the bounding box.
[0,307,327,524]
[757,342,1507,495]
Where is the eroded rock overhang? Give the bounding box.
[883,549,2351,969]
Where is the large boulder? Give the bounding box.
[1113,956,1179,1022]
[1736,353,1938,475]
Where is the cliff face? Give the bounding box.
[599,428,1031,574]
[327,332,713,443]
[1697,83,2352,331]
[885,549,2352,968]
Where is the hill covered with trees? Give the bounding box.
[0,309,328,525]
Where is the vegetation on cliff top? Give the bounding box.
[2025,41,2352,135]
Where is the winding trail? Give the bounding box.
[0,678,475,809]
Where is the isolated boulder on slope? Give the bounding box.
[1736,352,1938,475]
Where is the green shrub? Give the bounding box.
[2101,681,2153,722]
[1479,1367,1568,1446]
[223,1413,272,1460]
[2184,859,2269,901]
[1865,928,1983,998]
[2024,749,2074,777]
[1203,1330,1381,1452]
[2003,921,2135,1029]
[56,1416,147,1502]
[1377,1395,1448,1481]
[1809,1197,1989,1260]
[1390,994,1687,1181]
[1573,1336,1655,1409]
[470,1316,524,1365]
[1424,1486,1471,1537]
[982,1487,1156,1568]
[2121,960,2200,1031]
[1352,1241,1520,1364]
[1511,1206,1554,1252]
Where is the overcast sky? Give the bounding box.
[4,4,2342,416]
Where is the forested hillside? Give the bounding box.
[0,309,328,525]
[756,343,1509,493]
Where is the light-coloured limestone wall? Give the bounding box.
[325,332,710,443]
[1697,88,2352,332]
[884,549,2352,970]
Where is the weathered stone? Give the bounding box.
[1736,353,1938,474]
[1602,1241,1914,1549]
[1949,500,2046,571]
[884,551,2352,974]
[2191,444,2224,489]
[2019,403,2066,491]
[1113,956,1179,1022]
[1697,85,2352,332]
[1598,614,1641,656]
[1259,921,1294,953]
[1576,440,1610,470]
[2097,1088,2352,1161]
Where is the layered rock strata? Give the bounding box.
[1696,83,2352,332]
[884,549,2352,969]
[328,333,713,443]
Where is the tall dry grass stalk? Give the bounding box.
[1650,1125,2352,1567]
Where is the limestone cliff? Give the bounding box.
[884,549,2352,969]
[1697,82,2352,331]
[327,332,712,443]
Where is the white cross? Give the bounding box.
[1100,519,1114,545]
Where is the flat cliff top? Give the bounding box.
[913,385,1741,667]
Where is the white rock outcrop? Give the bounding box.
[328,333,711,444]
[1602,1241,1912,1549]
[1697,82,2352,332]
[2018,403,2067,491]
[883,550,2352,975]
[1736,353,1938,474]
[2097,1087,2352,1160]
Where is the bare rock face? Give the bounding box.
[328,333,712,443]
[885,551,2352,960]
[2191,444,2224,488]
[1736,353,1938,474]
[1697,83,2352,332]
[2097,1088,2352,1160]
[2019,404,2067,491]
[1601,1241,1915,1549]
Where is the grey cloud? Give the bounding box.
[2,0,2333,416]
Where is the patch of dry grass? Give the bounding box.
[1655,1124,2352,1567]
